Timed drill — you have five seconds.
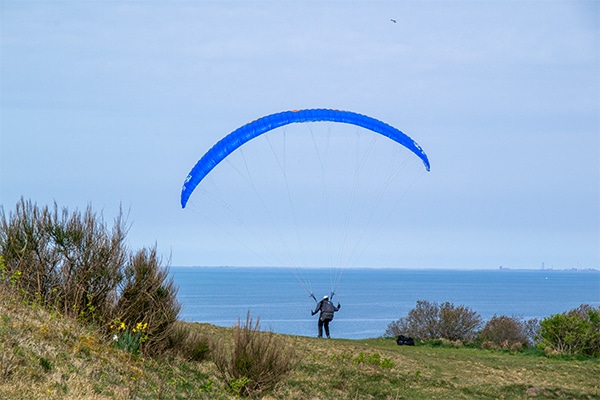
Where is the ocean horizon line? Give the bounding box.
[171,265,599,272]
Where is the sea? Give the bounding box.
[170,267,600,340]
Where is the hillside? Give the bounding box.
[1,286,599,400]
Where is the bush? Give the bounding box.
[0,198,180,355]
[385,300,482,342]
[0,198,127,321]
[212,311,296,397]
[478,315,533,349]
[113,247,180,355]
[539,304,600,356]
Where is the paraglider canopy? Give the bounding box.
[181,109,430,208]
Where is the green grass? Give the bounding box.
[1,288,599,399]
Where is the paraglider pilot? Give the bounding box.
[311,295,341,338]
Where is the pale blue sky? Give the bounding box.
[1,1,598,269]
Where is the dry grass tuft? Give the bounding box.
[212,311,297,397]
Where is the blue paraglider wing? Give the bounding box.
[181,109,430,208]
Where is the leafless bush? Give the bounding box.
[386,300,482,342]
[437,302,482,341]
[479,315,530,348]
[523,318,541,346]
[212,311,296,397]
[385,318,409,338]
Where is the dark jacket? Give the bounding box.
[312,299,340,321]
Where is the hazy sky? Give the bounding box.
[1,1,598,270]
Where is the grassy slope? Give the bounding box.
[1,288,599,400]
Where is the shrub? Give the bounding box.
[0,198,127,322]
[212,311,296,397]
[539,305,600,356]
[114,247,180,355]
[437,302,482,341]
[0,198,180,356]
[385,300,482,342]
[479,315,531,349]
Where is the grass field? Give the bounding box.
[1,289,599,399]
